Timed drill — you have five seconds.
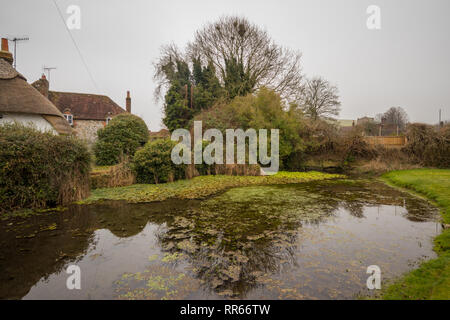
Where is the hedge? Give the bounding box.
[404,123,450,168]
[0,123,91,212]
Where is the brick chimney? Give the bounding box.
[0,38,13,64]
[31,74,50,98]
[126,91,131,113]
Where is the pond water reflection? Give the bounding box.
[0,180,441,299]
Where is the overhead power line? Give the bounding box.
[51,0,99,91]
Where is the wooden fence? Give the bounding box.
[363,136,406,147]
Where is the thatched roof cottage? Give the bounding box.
[32,75,129,143]
[0,38,71,135]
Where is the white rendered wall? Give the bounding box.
[0,112,58,135]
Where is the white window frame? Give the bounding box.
[64,114,73,125]
[106,116,112,124]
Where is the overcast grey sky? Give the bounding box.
[1,0,449,130]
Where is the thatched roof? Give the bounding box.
[0,58,25,80]
[48,91,126,121]
[42,115,73,135]
[0,59,72,135]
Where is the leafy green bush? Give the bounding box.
[0,123,91,212]
[193,88,305,169]
[132,139,186,184]
[94,114,149,165]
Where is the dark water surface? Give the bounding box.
[0,180,442,299]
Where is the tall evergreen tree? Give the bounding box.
[163,80,193,131]
[224,57,254,100]
[162,57,225,131]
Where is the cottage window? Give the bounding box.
[64,114,73,125]
[106,116,112,124]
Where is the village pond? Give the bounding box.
[0,180,442,299]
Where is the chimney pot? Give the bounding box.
[126,91,131,113]
[1,38,9,51]
[0,38,13,64]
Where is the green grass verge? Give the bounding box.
[82,171,344,204]
[381,169,450,300]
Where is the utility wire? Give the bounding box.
[51,0,100,91]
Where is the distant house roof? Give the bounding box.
[336,119,355,127]
[358,116,374,121]
[357,116,375,125]
[0,59,72,135]
[149,129,170,139]
[48,91,126,121]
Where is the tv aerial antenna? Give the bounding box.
[7,36,29,69]
[43,65,57,84]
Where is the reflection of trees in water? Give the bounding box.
[0,180,438,299]
[402,197,438,221]
[339,201,366,218]
[0,200,193,299]
[308,180,439,222]
[154,189,339,297]
[156,212,300,297]
[0,206,97,299]
[152,181,439,297]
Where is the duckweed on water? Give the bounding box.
[115,265,200,300]
[1,178,441,299]
[113,181,439,298]
[83,171,345,204]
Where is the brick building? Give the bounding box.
[32,74,131,143]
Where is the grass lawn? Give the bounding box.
[83,171,344,204]
[381,169,450,300]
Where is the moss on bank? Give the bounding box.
[381,169,450,300]
[83,171,345,204]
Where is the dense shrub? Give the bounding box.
[94,114,149,165]
[287,122,382,170]
[404,123,450,167]
[339,129,378,161]
[284,119,339,169]
[0,123,91,212]
[193,88,305,169]
[132,139,186,184]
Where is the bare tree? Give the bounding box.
[374,113,383,123]
[300,77,341,120]
[154,16,304,101]
[382,107,409,130]
[153,43,186,99]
